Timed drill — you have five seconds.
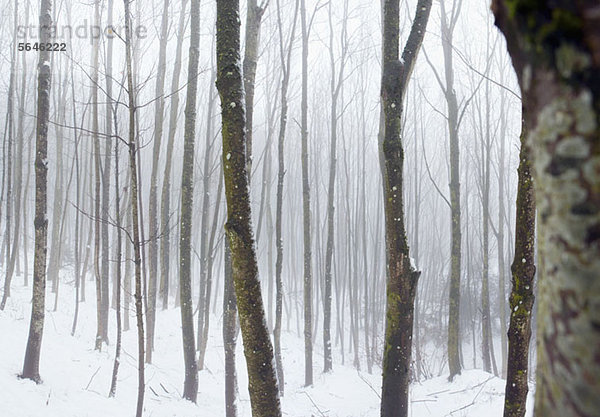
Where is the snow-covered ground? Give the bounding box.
[0,282,533,416]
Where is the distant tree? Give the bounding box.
[159,0,188,310]
[493,1,600,415]
[146,0,170,363]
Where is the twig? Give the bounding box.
[447,376,492,415]
[303,392,328,417]
[84,367,101,391]
[357,371,380,399]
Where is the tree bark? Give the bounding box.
[503,111,536,417]
[216,0,282,414]
[380,0,431,416]
[21,0,52,383]
[493,2,600,415]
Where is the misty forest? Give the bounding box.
[0,0,598,416]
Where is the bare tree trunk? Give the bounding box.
[100,0,112,346]
[146,0,170,362]
[216,0,282,414]
[197,63,217,365]
[481,78,494,375]
[497,76,508,378]
[242,0,266,179]
[92,0,106,351]
[272,0,298,396]
[300,0,313,387]
[438,1,463,380]
[179,0,201,402]
[71,53,81,335]
[323,0,348,373]
[503,112,536,417]
[380,0,431,415]
[223,237,237,417]
[159,0,188,311]
[123,1,145,414]
[0,0,18,310]
[21,0,52,382]
[493,2,600,415]
[198,159,224,368]
[109,112,123,398]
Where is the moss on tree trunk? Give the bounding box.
[216,0,282,415]
[493,2,600,415]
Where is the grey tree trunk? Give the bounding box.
[223,238,237,417]
[197,64,217,369]
[300,0,313,387]
[323,0,348,373]
[242,0,266,179]
[146,0,170,362]
[380,0,431,416]
[159,0,188,311]
[92,0,106,351]
[109,109,123,398]
[273,0,299,395]
[100,0,112,345]
[123,1,145,414]
[439,0,462,381]
[21,0,52,382]
[0,0,18,311]
[179,0,201,402]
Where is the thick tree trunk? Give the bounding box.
[21,0,52,382]
[380,0,431,416]
[493,2,600,415]
[216,0,282,414]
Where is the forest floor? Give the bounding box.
[0,280,534,416]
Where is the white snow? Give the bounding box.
[0,279,534,417]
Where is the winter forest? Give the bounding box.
[0,0,599,416]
